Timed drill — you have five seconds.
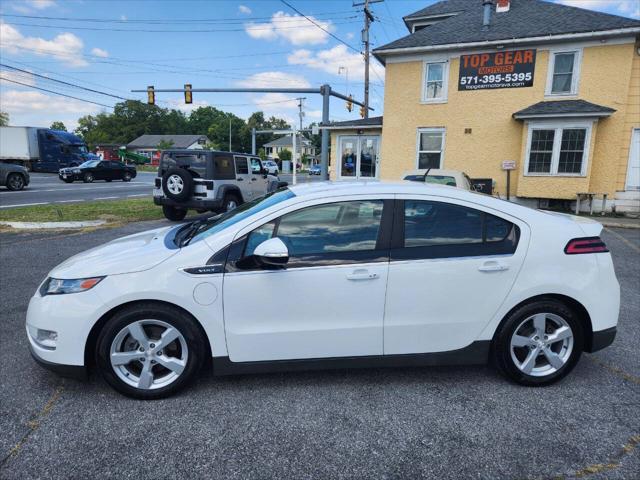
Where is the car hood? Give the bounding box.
[49,226,178,278]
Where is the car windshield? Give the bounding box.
[185,188,296,246]
[70,145,88,154]
[79,160,100,168]
[404,174,457,187]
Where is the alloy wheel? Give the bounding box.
[167,174,184,194]
[226,199,237,211]
[109,319,188,390]
[510,313,574,377]
[8,174,24,190]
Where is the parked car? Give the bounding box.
[0,163,30,191]
[262,160,279,176]
[27,182,619,399]
[309,164,322,175]
[153,149,281,221]
[59,160,136,184]
[402,169,474,190]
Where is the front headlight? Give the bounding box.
[40,276,104,296]
[73,168,82,173]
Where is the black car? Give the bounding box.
[59,160,137,183]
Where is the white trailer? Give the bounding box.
[0,126,40,164]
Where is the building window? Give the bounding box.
[417,128,445,169]
[547,50,580,96]
[423,61,448,102]
[525,123,591,176]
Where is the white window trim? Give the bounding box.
[416,128,446,169]
[421,60,449,104]
[336,134,381,181]
[523,120,593,177]
[545,48,582,97]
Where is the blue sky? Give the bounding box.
[0,0,638,131]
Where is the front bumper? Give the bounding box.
[587,326,617,353]
[153,196,223,211]
[58,171,81,181]
[30,346,87,380]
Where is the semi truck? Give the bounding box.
[0,126,97,173]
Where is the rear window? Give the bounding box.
[404,174,457,187]
[214,154,235,180]
[160,153,206,177]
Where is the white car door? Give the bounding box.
[249,157,269,199]
[233,156,252,200]
[223,198,392,362]
[384,196,529,354]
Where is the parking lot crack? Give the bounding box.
[587,356,640,385]
[0,386,64,468]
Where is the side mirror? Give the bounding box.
[253,237,289,267]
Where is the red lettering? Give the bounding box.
[470,55,480,68]
[495,52,504,65]
[480,53,490,66]
[504,51,513,65]
[513,50,523,64]
[523,50,534,64]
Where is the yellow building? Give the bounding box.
[348,0,640,213]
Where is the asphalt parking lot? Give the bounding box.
[0,224,638,479]
[0,172,320,209]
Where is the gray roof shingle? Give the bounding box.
[127,134,209,149]
[512,99,616,119]
[324,116,383,129]
[263,135,312,148]
[375,0,640,59]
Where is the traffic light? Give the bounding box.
[346,95,353,112]
[147,86,155,105]
[184,83,193,104]
[360,104,366,118]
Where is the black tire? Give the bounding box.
[162,167,193,202]
[106,179,112,182]
[95,303,206,400]
[491,299,584,386]
[83,172,94,183]
[123,172,132,182]
[6,173,26,191]
[162,205,188,221]
[223,193,241,212]
[63,179,74,184]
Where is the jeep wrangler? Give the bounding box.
[153,150,282,221]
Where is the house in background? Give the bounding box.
[94,144,121,161]
[127,134,209,165]
[324,117,383,180]
[370,0,639,213]
[263,135,316,164]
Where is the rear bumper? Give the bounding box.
[587,326,617,353]
[153,196,223,211]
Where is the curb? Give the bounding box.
[601,222,640,230]
[0,220,107,230]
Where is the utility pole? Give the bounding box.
[228,118,232,152]
[354,0,383,119]
[296,97,305,169]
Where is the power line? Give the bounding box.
[0,77,114,109]
[0,63,129,100]
[279,0,362,54]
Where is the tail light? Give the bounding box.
[564,236,609,255]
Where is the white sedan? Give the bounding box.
[27,182,620,399]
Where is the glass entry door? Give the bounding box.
[338,135,380,180]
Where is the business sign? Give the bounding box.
[459,49,536,91]
[501,160,516,170]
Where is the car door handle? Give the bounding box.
[478,261,509,272]
[251,178,257,181]
[236,177,243,181]
[346,270,379,281]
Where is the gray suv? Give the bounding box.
[0,163,30,191]
[153,150,282,221]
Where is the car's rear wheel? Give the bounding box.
[492,299,583,386]
[162,205,188,221]
[83,172,94,183]
[223,193,240,212]
[96,303,206,399]
[6,173,26,191]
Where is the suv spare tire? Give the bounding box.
[162,167,194,202]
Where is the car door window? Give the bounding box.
[394,200,519,260]
[234,156,249,175]
[250,158,262,174]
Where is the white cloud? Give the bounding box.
[245,11,334,45]
[11,0,56,13]
[556,0,640,18]
[0,89,101,130]
[287,45,385,84]
[91,47,109,58]
[238,5,252,15]
[120,14,128,21]
[0,69,37,87]
[237,71,311,89]
[346,32,355,40]
[0,22,88,67]
[165,98,209,114]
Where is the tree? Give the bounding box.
[0,111,8,126]
[157,139,174,150]
[278,149,292,161]
[50,121,67,131]
[257,147,266,160]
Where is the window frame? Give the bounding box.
[415,127,446,170]
[523,120,593,177]
[421,59,449,104]
[545,48,582,97]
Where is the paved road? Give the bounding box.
[0,225,638,479]
[0,172,156,209]
[0,172,322,209]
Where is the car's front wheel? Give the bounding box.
[492,299,583,386]
[6,173,26,191]
[83,172,94,183]
[123,172,132,182]
[96,303,206,399]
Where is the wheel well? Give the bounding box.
[84,300,213,368]
[494,294,594,350]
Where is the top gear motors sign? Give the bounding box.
[459,49,536,90]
